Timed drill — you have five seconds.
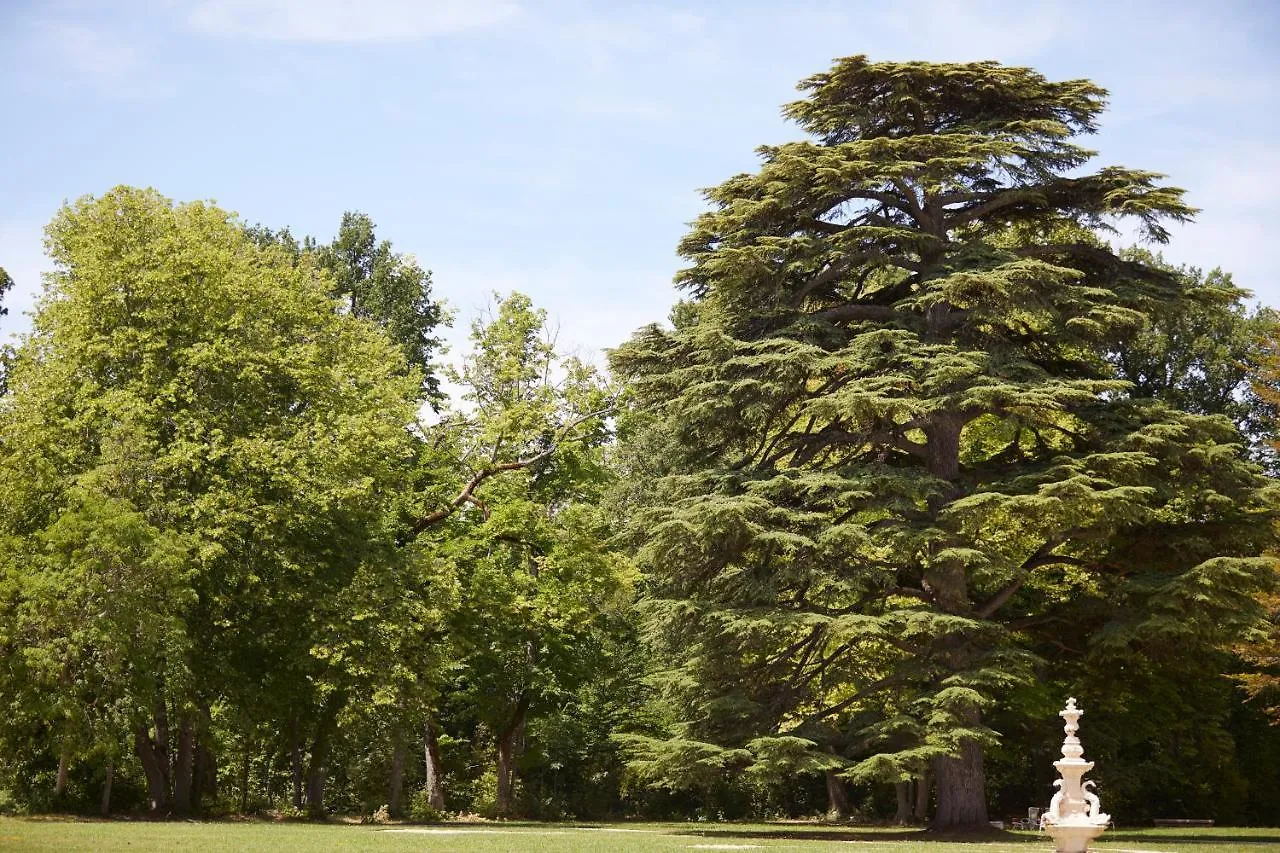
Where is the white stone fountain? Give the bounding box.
[1041,698,1110,853]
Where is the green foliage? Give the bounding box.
[1233,325,1280,722]
[2,62,1280,824]
[610,55,1278,825]
[408,788,446,822]
[419,293,633,817]
[245,212,447,401]
[317,212,446,400]
[1108,251,1280,462]
[0,186,423,815]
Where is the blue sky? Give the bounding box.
[2,0,1278,368]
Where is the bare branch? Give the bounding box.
[409,403,614,537]
[944,188,1043,228]
[817,304,900,324]
[802,673,908,726]
[975,537,1086,619]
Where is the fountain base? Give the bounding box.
[1044,820,1108,853]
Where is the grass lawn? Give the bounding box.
[1,819,1278,852]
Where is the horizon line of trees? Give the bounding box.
[2,55,1280,828]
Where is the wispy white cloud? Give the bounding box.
[188,0,518,42]
[49,23,141,78]
[24,22,169,98]
[526,9,723,77]
[878,0,1067,61]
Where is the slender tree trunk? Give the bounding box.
[494,694,530,818]
[261,740,277,803]
[101,759,114,816]
[173,717,195,815]
[824,770,851,819]
[495,738,516,817]
[895,781,913,824]
[240,744,252,814]
[423,717,445,810]
[135,725,170,813]
[914,772,930,821]
[389,731,407,818]
[54,749,71,800]
[291,742,304,811]
[153,694,170,773]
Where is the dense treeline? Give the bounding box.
[2,56,1280,828]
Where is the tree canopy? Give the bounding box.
[611,55,1279,828]
[0,187,423,815]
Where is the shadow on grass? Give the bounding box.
[678,827,1041,845]
[1105,831,1280,846]
[679,826,1280,846]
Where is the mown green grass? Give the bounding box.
[1,819,1278,852]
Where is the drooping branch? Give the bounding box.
[801,673,909,726]
[975,536,1086,619]
[1012,243,1179,285]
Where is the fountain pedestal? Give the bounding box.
[1042,698,1109,853]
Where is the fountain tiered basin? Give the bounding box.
[1041,698,1110,853]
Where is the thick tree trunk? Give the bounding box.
[305,691,347,819]
[914,771,930,821]
[54,749,70,799]
[932,737,988,828]
[135,725,170,813]
[895,781,912,824]
[192,742,216,812]
[101,760,114,816]
[824,770,851,819]
[494,694,530,818]
[304,753,327,818]
[173,718,195,815]
[923,408,989,830]
[423,717,446,810]
[924,418,962,483]
[388,731,408,818]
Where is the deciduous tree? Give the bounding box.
[422,293,629,817]
[0,187,421,815]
